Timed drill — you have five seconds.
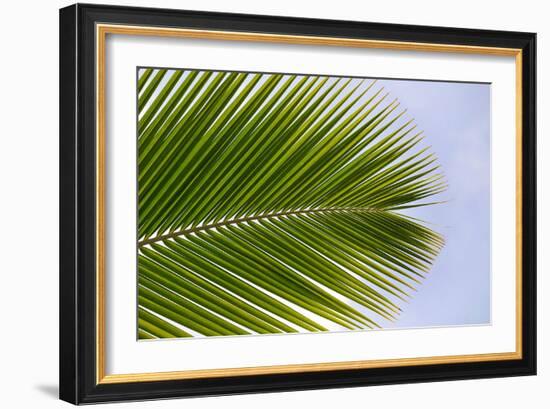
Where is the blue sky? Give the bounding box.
[377,78,491,328]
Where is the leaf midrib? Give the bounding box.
[138,206,382,247]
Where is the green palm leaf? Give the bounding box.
[136,68,446,339]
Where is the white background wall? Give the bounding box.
[0,0,545,407]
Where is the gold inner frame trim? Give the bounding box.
[95,23,523,384]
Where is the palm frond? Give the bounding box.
[136,68,446,339]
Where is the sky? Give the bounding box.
[376,78,492,329]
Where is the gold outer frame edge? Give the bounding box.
[95,23,523,385]
[101,352,519,384]
[515,52,523,358]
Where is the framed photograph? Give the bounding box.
[59,3,536,404]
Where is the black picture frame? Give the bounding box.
[60,3,536,404]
